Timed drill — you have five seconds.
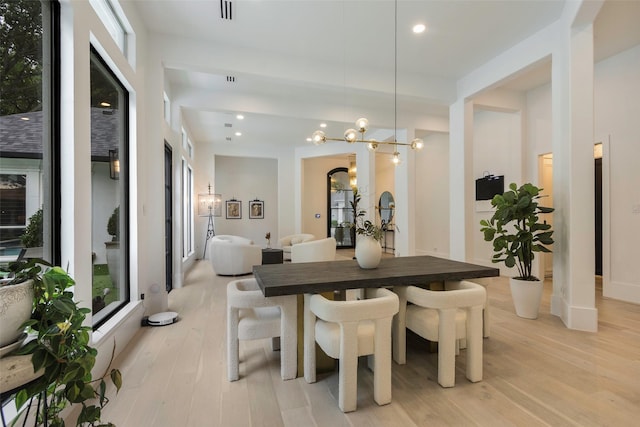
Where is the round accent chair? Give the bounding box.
[207,235,262,276]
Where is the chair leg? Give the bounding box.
[373,319,392,406]
[437,308,457,387]
[227,307,240,381]
[392,287,407,364]
[338,323,359,412]
[304,294,317,383]
[466,306,484,382]
[280,296,297,380]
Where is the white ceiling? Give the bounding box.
[130,0,640,149]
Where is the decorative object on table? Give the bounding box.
[4,258,122,426]
[350,188,384,269]
[265,232,271,248]
[480,182,554,319]
[199,184,222,258]
[226,199,242,219]
[249,199,264,219]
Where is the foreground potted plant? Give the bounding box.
[6,258,122,426]
[480,182,554,319]
[350,189,384,269]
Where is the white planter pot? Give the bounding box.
[355,236,382,269]
[509,277,543,319]
[0,279,33,348]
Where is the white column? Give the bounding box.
[550,21,597,331]
[449,100,474,262]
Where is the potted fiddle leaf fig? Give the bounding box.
[6,258,122,426]
[480,182,554,319]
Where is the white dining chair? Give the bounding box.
[392,280,486,388]
[304,288,399,412]
[226,278,297,381]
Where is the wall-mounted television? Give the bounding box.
[475,175,504,201]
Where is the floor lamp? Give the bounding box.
[199,187,221,259]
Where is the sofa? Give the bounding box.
[208,235,262,276]
[278,233,315,261]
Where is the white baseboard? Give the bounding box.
[603,280,640,304]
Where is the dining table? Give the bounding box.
[253,255,500,297]
[253,255,500,377]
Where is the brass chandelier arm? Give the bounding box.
[321,136,414,147]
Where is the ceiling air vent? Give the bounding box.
[226,76,235,82]
[220,0,233,20]
[224,123,232,128]
[225,137,232,142]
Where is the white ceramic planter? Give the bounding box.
[0,279,33,348]
[509,277,543,319]
[355,236,382,269]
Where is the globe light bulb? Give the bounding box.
[355,117,369,132]
[411,138,424,150]
[392,152,401,165]
[312,130,326,145]
[344,128,358,143]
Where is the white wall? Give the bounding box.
[214,155,278,246]
[472,109,523,271]
[415,132,450,257]
[594,45,640,303]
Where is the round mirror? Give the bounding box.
[379,191,395,226]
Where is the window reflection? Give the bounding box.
[90,50,129,326]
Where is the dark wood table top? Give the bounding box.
[253,255,500,297]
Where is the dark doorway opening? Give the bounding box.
[165,143,173,292]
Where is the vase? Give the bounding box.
[355,235,382,269]
[0,279,33,348]
[509,277,543,319]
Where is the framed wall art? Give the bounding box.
[226,199,242,219]
[249,200,264,219]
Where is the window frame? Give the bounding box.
[89,46,130,329]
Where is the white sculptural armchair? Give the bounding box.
[226,278,297,381]
[393,280,486,388]
[290,237,336,263]
[304,288,399,412]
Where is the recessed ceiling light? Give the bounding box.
[320,123,327,128]
[20,117,30,121]
[235,132,242,136]
[306,137,312,142]
[413,24,426,34]
[100,102,111,107]
[236,114,244,120]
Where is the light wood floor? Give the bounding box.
[101,256,640,426]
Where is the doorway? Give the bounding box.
[164,143,173,293]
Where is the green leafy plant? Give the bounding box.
[106,206,119,241]
[7,258,122,426]
[21,208,43,248]
[480,182,555,280]
[350,188,383,242]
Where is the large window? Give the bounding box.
[0,0,59,265]
[90,49,129,327]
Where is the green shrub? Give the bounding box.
[21,207,43,247]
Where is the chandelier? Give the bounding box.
[311,118,424,165]
[310,0,424,165]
